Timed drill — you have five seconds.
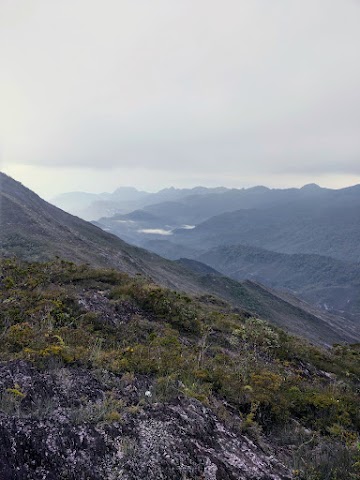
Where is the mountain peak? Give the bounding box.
[301,183,321,191]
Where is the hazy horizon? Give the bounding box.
[50,180,360,198]
[2,169,360,202]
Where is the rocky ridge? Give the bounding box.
[0,361,290,480]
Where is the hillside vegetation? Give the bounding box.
[0,258,359,479]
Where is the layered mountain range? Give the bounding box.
[52,186,228,221]
[84,183,360,326]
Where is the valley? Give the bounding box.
[74,182,360,324]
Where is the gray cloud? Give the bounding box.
[1,0,360,187]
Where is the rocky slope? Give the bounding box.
[0,361,290,480]
[0,259,359,479]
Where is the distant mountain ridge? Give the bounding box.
[52,186,229,220]
[170,185,360,262]
[52,182,334,223]
[92,182,360,262]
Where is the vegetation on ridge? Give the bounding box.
[0,258,360,479]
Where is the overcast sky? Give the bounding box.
[1,0,360,198]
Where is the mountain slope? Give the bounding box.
[1,172,358,346]
[186,268,359,346]
[196,244,360,317]
[0,172,209,292]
